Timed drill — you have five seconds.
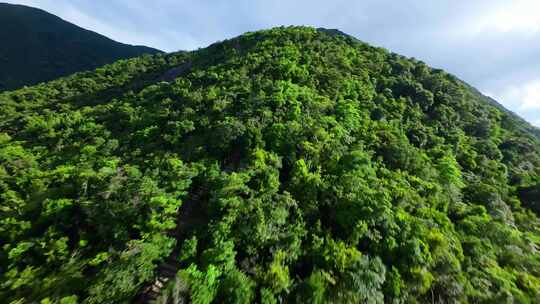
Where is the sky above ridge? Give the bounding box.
[5,0,540,127]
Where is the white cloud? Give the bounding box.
[518,80,540,110]
[493,79,540,110]
[468,0,540,35]
[484,79,540,127]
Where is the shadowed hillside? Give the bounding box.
[0,3,161,91]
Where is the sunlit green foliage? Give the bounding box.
[1,26,540,303]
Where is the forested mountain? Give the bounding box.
[1,27,540,303]
[0,3,161,91]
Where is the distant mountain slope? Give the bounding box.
[0,3,161,91]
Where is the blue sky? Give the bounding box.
[6,0,540,127]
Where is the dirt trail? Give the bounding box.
[132,190,202,303]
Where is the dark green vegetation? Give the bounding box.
[0,3,161,91]
[1,26,540,303]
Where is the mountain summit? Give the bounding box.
[1,27,539,303]
[0,3,161,91]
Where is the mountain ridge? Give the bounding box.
[318,27,540,138]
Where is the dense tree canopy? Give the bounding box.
[1,27,540,303]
